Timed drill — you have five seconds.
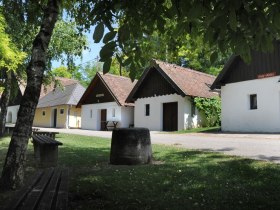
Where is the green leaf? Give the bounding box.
[157,17,165,33]
[273,13,280,30]
[188,3,203,20]
[210,51,218,64]
[123,57,133,66]
[93,22,104,43]
[99,41,116,60]
[118,25,130,42]
[116,54,122,64]
[103,31,117,43]
[103,58,112,74]
[229,8,237,31]
[129,62,137,81]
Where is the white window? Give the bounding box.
[112,108,115,117]
[90,109,92,118]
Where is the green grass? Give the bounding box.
[1,133,280,209]
[173,126,221,134]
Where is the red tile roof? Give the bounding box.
[99,73,137,106]
[77,72,137,107]
[153,59,217,98]
[127,59,217,102]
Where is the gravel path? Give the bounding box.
[37,127,280,163]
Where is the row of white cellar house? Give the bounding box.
[78,59,217,131]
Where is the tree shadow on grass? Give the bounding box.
[65,146,280,210]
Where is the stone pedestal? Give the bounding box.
[110,128,152,165]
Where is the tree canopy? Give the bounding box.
[71,0,280,79]
[2,0,280,190]
[0,13,26,72]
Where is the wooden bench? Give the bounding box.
[32,131,59,139]
[32,128,40,132]
[4,168,68,210]
[102,121,119,131]
[32,134,63,167]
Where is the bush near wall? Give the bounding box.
[194,96,221,127]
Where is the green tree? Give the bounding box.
[2,0,280,190]
[178,35,230,75]
[48,19,88,71]
[52,66,72,78]
[0,13,26,136]
[0,0,60,189]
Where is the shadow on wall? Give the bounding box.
[7,112,12,123]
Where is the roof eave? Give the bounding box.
[152,62,186,97]
[210,55,239,90]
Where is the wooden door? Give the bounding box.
[53,109,57,128]
[100,109,107,131]
[163,102,178,131]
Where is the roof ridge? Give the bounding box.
[55,76,79,81]
[65,83,78,105]
[154,59,216,78]
[98,71,134,80]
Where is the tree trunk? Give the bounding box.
[0,71,12,136]
[0,0,60,190]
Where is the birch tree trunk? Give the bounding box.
[0,0,60,190]
[0,71,12,136]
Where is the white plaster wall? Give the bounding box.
[221,76,280,132]
[81,102,132,130]
[134,94,203,131]
[121,106,134,128]
[6,105,19,123]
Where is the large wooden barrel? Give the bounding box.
[110,128,152,165]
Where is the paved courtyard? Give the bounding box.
[37,127,280,163]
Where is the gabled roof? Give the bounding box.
[211,41,280,90]
[37,82,85,108]
[210,55,240,90]
[40,77,79,98]
[77,72,137,107]
[126,59,217,102]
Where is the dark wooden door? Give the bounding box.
[53,109,57,128]
[100,109,107,131]
[163,102,178,131]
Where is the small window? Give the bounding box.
[145,104,150,116]
[250,94,257,110]
[60,109,64,114]
[42,111,46,116]
[191,99,195,117]
[112,108,115,117]
[90,109,93,118]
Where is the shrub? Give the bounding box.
[194,96,221,127]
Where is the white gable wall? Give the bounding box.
[81,102,133,130]
[134,94,203,131]
[6,105,19,124]
[221,76,280,132]
[121,106,134,128]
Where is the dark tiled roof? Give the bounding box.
[78,72,137,107]
[37,83,85,108]
[153,60,217,98]
[127,60,217,102]
[96,72,137,106]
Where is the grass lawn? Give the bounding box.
[1,133,280,209]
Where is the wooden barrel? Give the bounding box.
[110,128,152,165]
